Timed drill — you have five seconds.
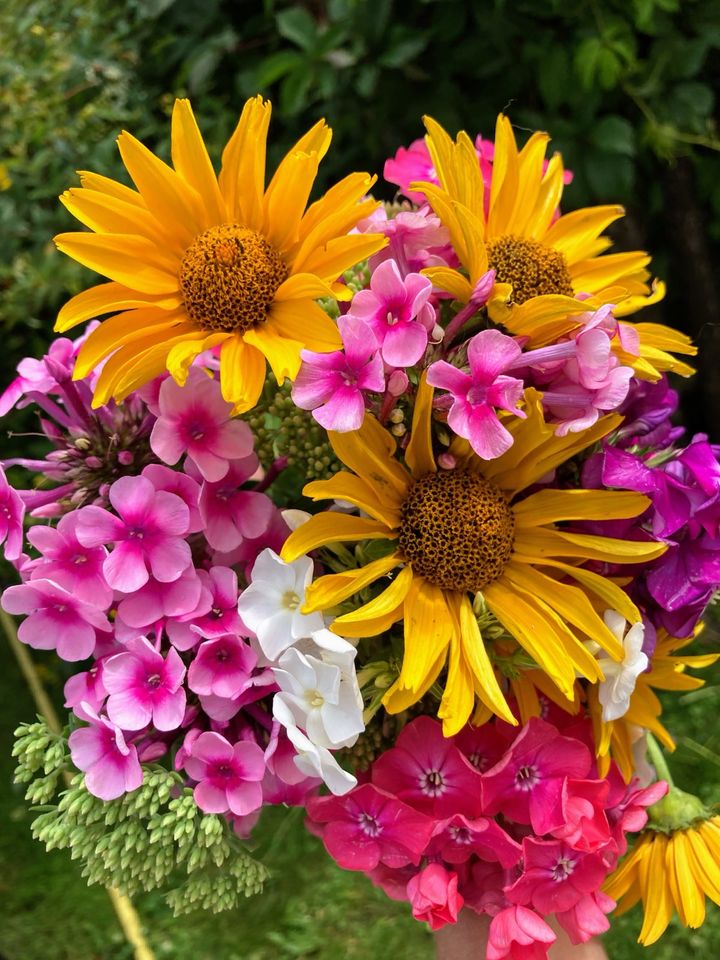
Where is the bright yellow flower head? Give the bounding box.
[53,97,386,411]
[280,376,667,736]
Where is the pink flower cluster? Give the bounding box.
[307,714,665,958]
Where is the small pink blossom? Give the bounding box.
[292,316,385,432]
[361,206,452,276]
[406,863,464,930]
[556,891,615,945]
[384,138,437,204]
[103,636,187,731]
[187,635,257,698]
[428,329,527,459]
[347,260,436,367]
[183,730,265,816]
[2,578,110,661]
[68,703,143,800]
[150,368,254,481]
[26,512,111,606]
[198,455,275,553]
[0,337,77,415]
[487,905,556,960]
[64,662,108,716]
[167,566,243,650]
[0,465,25,561]
[76,475,191,592]
[115,568,209,636]
[426,814,521,868]
[552,778,612,852]
[505,838,608,914]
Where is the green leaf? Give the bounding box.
[590,115,636,156]
[276,6,317,51]
[584,153,634,199]
[378,34,428,68]
[538,47,569,109]
[279,64,314,115]
[255,50,304,87]
[574,37,603,90]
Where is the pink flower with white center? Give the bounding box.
[427,329,526,459]
[454,721,514,773]
[183,730,265,816]
[347,259,435,367]
[64,661,108,716]
[481,718,592,835]
[167,566,243,650]
[198,454,275,553]
[1,578,110,661]
[68,703,143,801]
[115,568,209,636]
[0,465,25,561]
[103,636,186,731]
[307,783,435,871]
[426,814,521,868]
[188,636,257,699]
[76,475,191,593]
[406,863,464,931]
[150,369,254,481]
[505,838,608,915]
[371,715,484,818]
[26,512,111,606]
[487,906,557,960]
[142,464,203,533]
[556,892,615,945]
[292,317,385,432]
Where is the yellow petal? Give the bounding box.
[74,307,187,378]
[281,513,396,565]
[329,414,410,505]
[513,526,668,564]
[268,299,342,352]
[304,553,402,611]
[456,593,515,723]
[263,150,320,253]
[219,96,271,230]
[506,131,550,236]
[672,831,706,928]
[171,98,225,226]
[275,273,337,302]
[487,114,520,239]
[78,170,146,206]
[54,232,179,295]
[405,372,436,479]
[638,835,674,945]
[331,599,404,639]
[383,648,446,714]
[166,332,229,386]
[421,266,474,302]
[332,565,413,624]
[243,323,303,383]
[303,472,400,528]
[534,558,641,625]
[543,205,625,260]
[294,233,388,282]
[55,282,181,333]
[59,187,180,254]
[686,828,720,906]
[513,489,650,526]
[219,335,266,411]
[439,632,476,737]
[396,578,453,692]
[524,151,565,241]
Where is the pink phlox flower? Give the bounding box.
[364,207,453,275]
[605,770,667,856]
[142,464,203,533]
[454,722,515,773]
[0,337,76,415]
[188,635,257,699]
[292,316,385,432]
[307,782,435,871]
[76,475,191,592]
[555,891,615,945]
[26,512,112,606]
[368,863,421,903]
[427,814,521,868]
[550,778,612,853]
[486,905,557,960]
[198,454,275,552]
[371,715,484,818]
[0,465,26,561]
[1,577,110,661]
[167,566,243,650]
[183,730,265,816]
[384,138,437,203]
[481,718,592,835]
[115,567,209,636]
[150,368,255,481]
[406,863,464,930]
[68,702,143,801]
[347,259,435,367]
[199,666,275,721]
[456,859,508,917]
[210,501,291,578]
[64,661,108,716]
[505,838,608,914]
[103,636,186,731]
[427,329,526,459]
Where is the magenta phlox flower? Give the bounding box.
[406,863,464,930]
[307,783,434,871]
[116,567,209,636]
[372,715,484,817]
[2,577,110,661]
[481,718,592,834]
[0,336,77,415]
[103,636,186,731]
[198,455,275,552]
[64,661,108,716]
[292,316,385,432]
[26,512,112,606]
[76,475,191,592]
[486,905,557,960]
[167,566,243,650]
[605,771,667,856]
[454,722,514,773]
[616,375,681,448]
[68,703,143,801]
[0,465,26,561]
[505,838,608,914]
[550,779,612,853]
[427,329,526,459]
[346,259,435,367]
[183,730,265,816]
[427,814,521,868]
[188,635,257,698]
[142,464,203,533]
[150,369,255,481]
[555,892,615,945]
[457,858,508,918]
[364,206,453,276]
[384,138,438,204]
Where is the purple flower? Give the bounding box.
[0,336,77,415]
[0,465,25,561]
[142,464,203,533]
[68,703,143,800]
[103,636,187,731]
[183,731,265,816]
[1,578,110,661]
[198,456,275,553]
[76,475,191,592]
[187,635,257,698]
[26,512,112,606]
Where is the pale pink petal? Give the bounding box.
[226,780,263,816]
[313,386,366,432]
[75,506,126,546]
[150,417,186,466]
[104,540,148,592]
[109,475,156,525]
[382,322,427,366]
[145,536,191,583]
[468,329,523,383]
[194,780,229,813]
[151,688,187,731]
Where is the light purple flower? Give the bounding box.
[183,730,265,816]
[427,328,526,459]
[1,578,110,661]
[198,455,275,553]
[0,337,77,416]
[76,475,191,592]
[26,512,112,606]
[292,317,385,432]
[187,635,257,698]
[68,703,143,800]
[0,465,25,561]
[150,368,254,481]
[64,662,108,716]
[103,636,187,731]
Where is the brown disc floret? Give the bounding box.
[488,234,574,304]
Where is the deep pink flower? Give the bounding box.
[187,635,257,699]
[487,906,556,960]
[0,465,25,561]
[26,512,111,606]
[198,455,275,552]
[371,715,484,817]
[64,661,107,716]
[555,891,615,945]
[457,858,508,917]
[292,316,385,432]
[183,730,265,816]
[551,778,612,852]
[362,206,452,276]
[427,329,526,459]
[0,336,77,415]
[103,636,186,731]
[68,704,143,801]
[307,783,435,871]
[115,568,209,635]
[606,770,667,856]
[142,463,203,533]
[384,138,437,204]
[505,838,608,914]
[2,578,110,661]
[347,260,436,367]
[426,814,521,868]
[76,475,191,592]
[406,863,464,930]
[150,368,254,481]
[454,722,514,773]
[167,566,243,650]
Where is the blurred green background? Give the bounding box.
[2,0,720,956]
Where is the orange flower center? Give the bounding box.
[180,224,290,333]
[398,470,514,593]
[487,235,574,304]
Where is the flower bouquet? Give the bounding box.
[5,96,720,957]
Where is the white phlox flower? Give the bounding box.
[597,609,648,722]
[273,696,357,796]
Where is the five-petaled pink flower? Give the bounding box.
[167,566,244,650]
[406,863,464,931]
[103,636,187,731]
[183,730,265,816]
[487,905,556,960]
[68,703,143,800]
[187,635,257,699]
[0,464,25,561]
[26,511,112,606]
[505,838,608,914]
[198,455,275,553]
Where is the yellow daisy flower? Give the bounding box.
[53,96,386,411]
[280,376,666,735]
[412,114,696,381]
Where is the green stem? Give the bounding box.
[646,732,674,788]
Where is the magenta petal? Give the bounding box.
[232,741,266,781]
[314,386,366,432]
[194,780,229,814]
[145,536,191,583]
[151,688,186,731]
[150,417,185,466]
[382,322,427,367]
[75,505,126,546]
[427,361,472,395]
[104,541,149,592]
[324,821,380,871]
[107,688,153,730]
[150,491,190,536]
[468,329,523,382]
[109,475,156,525]
[193,731,233,764]
[85,759,129,801]
[465,404,514,460]
[225,780,263,817]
